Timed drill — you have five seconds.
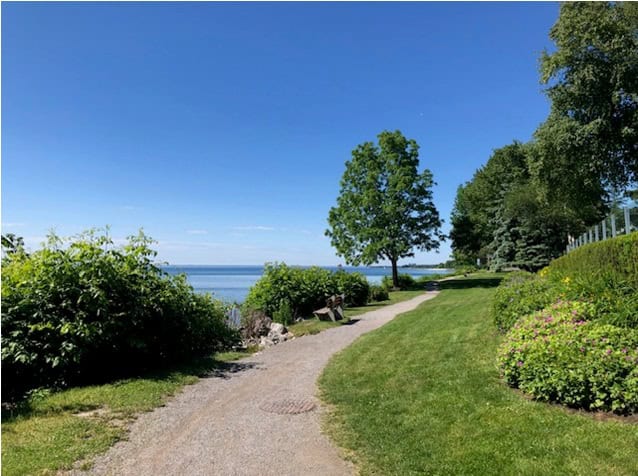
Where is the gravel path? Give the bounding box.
[85,292,439,476]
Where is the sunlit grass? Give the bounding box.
[288,290,426,337]
[320,275,638,475]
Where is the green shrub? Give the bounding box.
[243,263,370,319]
[540,233,638,329]
[548,232,638,288]
[498,302,638,414]
[381,273,417,290]
[1,230,239,401]
[272,300,294,326]
[334,270,370,307]
[369,284,389,302]
[491,272,560,332]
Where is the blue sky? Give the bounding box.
[2,2,558,265]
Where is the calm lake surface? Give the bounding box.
[163,265,453,303]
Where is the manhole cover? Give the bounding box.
[259,398,317,415]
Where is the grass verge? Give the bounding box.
[319,275,638,475]
[1,351,254,476]
[288,290,425,337]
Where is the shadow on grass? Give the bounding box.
[1,354,257,422]
[439,277,503,290]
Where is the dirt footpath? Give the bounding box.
[84,292,439,476]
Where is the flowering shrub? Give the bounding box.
[491,272,561,332]
[498,302,638,414]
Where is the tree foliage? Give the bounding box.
[450,143,575,271]
[532,2,638,213]
[2,233,25,257]
[451,3,638,270]
[326,130,442,287]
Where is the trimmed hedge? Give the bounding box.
[493,233,638,332]
[1,231,239,401]
[548,232,638,288]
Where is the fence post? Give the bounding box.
[588,229,593,243]
[594,224,599,241]
[624,207,631,234]
[602,219,607,240]
[611,215,617,237]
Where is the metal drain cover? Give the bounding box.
[259,398,317,415]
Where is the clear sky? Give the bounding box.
[2,2,558,265]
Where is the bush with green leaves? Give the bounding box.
[547,232,638,288]
[1,230,239,401]
[243,263,370,319]
[498,301,638,414]
[333,270,370,307]
[541,233,638,329]
[491,271,560,332]
[272,300,294,326]
[381,273,417,290]
[369,284,389,302]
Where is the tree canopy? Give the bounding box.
[450,143,578,271]
[533,2,638,212]
[326,130,442,287]
[451,2,638,271]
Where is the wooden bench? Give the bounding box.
[313,294,345,322]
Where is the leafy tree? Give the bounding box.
[326,130,442,288]
[532,2,638,216]
[1,233,25,256]
[449,184,489,265]
[450,143,575,271]
[450,142,529,266]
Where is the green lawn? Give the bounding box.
[288,290,425,337]
[1,351,253,476]
[319,275,638,475]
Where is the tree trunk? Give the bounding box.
[391,257,399,289]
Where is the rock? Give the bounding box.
[270,322,287,335]
[253,323,294,349]
[259,336,273,348]
[267,323,287,344]
[241,311,272,340]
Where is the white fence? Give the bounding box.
[566,205,638,253]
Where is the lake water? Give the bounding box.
[163,265,453,303]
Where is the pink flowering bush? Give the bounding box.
[491,272,562,332]
[498,301,638,414]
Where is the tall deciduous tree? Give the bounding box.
[450,143,576,271]
[532,2,638,216]
[326,130,442,288]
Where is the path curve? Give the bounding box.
[85,291,439,476]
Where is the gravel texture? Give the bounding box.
[82,291,439,476]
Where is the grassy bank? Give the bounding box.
[319,275,638,475]
[1,351,251,476]
[288,290,425,337]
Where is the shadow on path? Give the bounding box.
[203,361,260,379]
[341,318,361,326]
